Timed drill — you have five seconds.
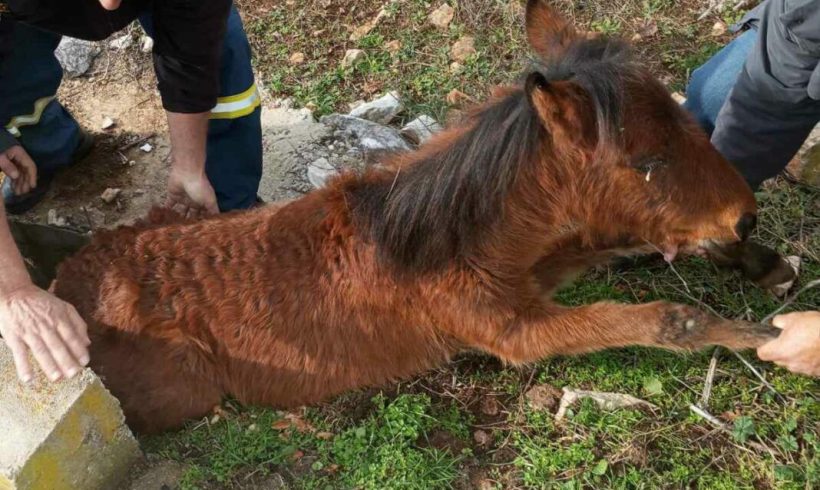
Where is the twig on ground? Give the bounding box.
[700,347,720,408]
[117,133,156,152]
[732,351,785,401]
[760,278,820,325]
[688,404,772,454]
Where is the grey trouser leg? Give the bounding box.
[711,0,820,189]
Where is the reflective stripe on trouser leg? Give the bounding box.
[210,83,261,120]
[0,20,80,172]
[139,2,263,212]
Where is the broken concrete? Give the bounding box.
[0,341,142,490]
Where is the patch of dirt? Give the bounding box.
[17,45,169,230]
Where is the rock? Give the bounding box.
[139,143,153,153]
[342,49,366,68]
[55,37,101,77]
[0,340,142,490]
[47,209,67,227]
[636,20,658,39]
[671,92,686,105]
[385,40,402,57]
[258,103,334,200]
[125,461,186,490]
[525,384,562,412]
[711,21,727,37]
[109,34,133,51]
[140,36,154,53]
[450,36,476,63]
[101,117,116,130]
[253,473,288,490]
[473,430,492,447]
[400,115,443,145]
[320,114,412,153]
[289,52,306,65]
[630,33,642,42]
[801,141,820,186]
[349,91,403,124]
[476,479,496,490]
[307,157,338,189]
[479,396,500,417]
[446,88,470,106]
[449,61,464,74]
[101,188,122,204]
[350,7,390,41]
[429,4,455,29]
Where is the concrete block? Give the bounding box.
[1,340,142,490]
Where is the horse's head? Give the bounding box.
[523,0,757,261]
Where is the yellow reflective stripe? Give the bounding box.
[216,83,257,104]
[209,84,260,120]
[209,99,261,120]
[5,96,56,133]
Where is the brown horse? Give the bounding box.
[55,0,779,434]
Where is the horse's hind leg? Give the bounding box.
[90,330,224,434]
[450,301,780,364]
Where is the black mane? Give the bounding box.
[346,36,637,273]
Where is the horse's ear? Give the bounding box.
[525,0,577,58]
[525,72,595,144]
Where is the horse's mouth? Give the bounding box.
[657,240,712,263]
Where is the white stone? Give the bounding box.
[139,143,153,153]
[450,36,476,63]
[101,117,116,130]
[320,114,412,153]
[342,49,366,68]
[401,115,443,145]
[348,91,403,124]
[289,52,306,65]
[101,188,122,204]
[109,35,133,51]
[47,209,67,227]
[307,158,338,189]
[140,36,154,53]
[429,4,455,29]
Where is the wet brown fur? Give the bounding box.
[54,1,778,433]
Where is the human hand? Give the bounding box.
[0,145,37,196]
[0,284,90,383]
[757,311,820,377]
[166,165,219,218]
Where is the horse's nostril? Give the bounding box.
[735,213,757,241]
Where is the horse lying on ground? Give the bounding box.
[55,0,780,434]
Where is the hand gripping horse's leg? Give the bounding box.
[455,302,780,364]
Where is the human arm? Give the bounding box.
[757,311,820,377]
[0,195,90,383]
[148,0,231,215]
[165,112,219,217]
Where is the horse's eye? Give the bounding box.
[633,157,665,175]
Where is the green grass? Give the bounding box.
[141,1,820,488]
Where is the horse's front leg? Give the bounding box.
[451,302,780,364]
